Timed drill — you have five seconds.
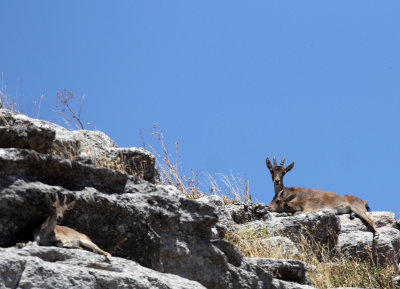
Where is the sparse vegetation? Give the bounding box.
[1,85,398,288]
[147,125,251,203]
[53,89,88,130]
[225,225,398,288]
[0,73,20,114]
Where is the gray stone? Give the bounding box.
[0,109,158,183]
[0,125,55,153]
[0,148,128,193]
[262,210,341,250]
[0,179,276,289]
[226,202,270,224]
[260,236,300,258]
[271,279,316,289]
[338,211,397,234]
[108,147,159,183]
[197,195,236,238]
[336,227,400,266]
[0,246,206,289]
[246,258,311,285]
[212,239,243,267]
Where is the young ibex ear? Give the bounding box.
[67,201,76,211]
[45,194,53,205]
[266,158,273,171]
[45,194,57,206]
[285,162,295,173]
[284,194,296,202]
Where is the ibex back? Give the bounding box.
[269,193,379,237]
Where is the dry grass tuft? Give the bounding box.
[49,140,129,176]
[147,125,250,203]
[0,73,19,114]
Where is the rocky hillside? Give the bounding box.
[0,109,399,289]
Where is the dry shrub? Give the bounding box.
[0,73,19,114]
[147,125,250,203]
[53,89,86,130]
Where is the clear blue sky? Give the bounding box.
[1,1,400,216]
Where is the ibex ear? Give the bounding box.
[285,162,294,173]
[66,201,76,210]
[266,158,272,171]
[285,194,296,202]
[45,194,54,205]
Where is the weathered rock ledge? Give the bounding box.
[0,110,316,289]
[1,109,399,289]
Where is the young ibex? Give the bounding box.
[269,193,379,237]
[266,156,337,202]
[32,194,111,260]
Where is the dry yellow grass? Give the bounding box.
[147,125,251,203]
[225,225,398,288]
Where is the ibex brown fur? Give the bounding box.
[266,156,336,202]
[27,194,111,260]
[269,193,379,237]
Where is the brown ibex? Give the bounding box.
[28,194,111,260]
[266,156,337,202]
[269,194,379,237]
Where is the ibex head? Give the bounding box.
[45,194,76,224]
[268,194,296,212]
[266,156,294,186]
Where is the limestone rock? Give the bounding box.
[0,246,206,289]
[0,109,158,183]
[226,202,270,224]
[246,258,311,285]
[108,147,159,183]
[0,178,277,289]
[260,236,300,258]
[0,148,128,193]
[262,210,341,250]
[336,228,400,266]
[271,279,316,289]
[0,125,55,153]
[197,195,236,238]
[338,211,397,234]
[336,211,400,265]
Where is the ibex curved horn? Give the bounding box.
[281,157,285,167]
[273,156,277,166]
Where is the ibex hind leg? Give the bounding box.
[79,239,111,261]
[353,210,379,239]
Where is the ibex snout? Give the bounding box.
[56,216,63,224]
[274,178,281,184]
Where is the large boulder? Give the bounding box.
[336,212,400,265]
[0,169,279,288]
[0,246,206,289]
[0,148,128,193]
[0,109,158,183]
[246,258,311,285]
[259,210,341,251]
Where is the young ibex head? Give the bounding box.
[268,194,296,212]
[266,156,294,186]
[45,194,75,224]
